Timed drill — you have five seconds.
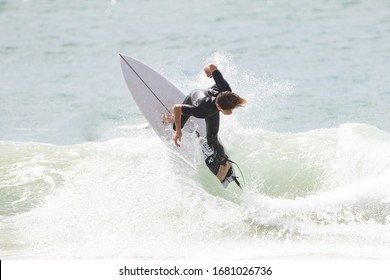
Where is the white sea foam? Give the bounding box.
[1,122,390,259]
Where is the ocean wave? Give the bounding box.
[1,123,390,258]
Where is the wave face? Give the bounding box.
[1,122,390,259]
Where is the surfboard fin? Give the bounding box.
[232,176,242,189]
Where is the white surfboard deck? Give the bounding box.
[119,54,240,188]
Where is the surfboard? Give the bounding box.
[119,54,241,188]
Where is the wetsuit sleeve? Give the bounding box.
[181,104,194,116]
[172,104,192,131]
[210,70,232,93]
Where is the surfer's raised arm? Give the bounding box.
[172,105,183,147]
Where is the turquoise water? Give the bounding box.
[1,0,390,258]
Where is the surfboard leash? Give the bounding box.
[227,159,246,190]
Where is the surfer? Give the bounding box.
[164,64,246,181]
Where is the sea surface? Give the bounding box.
[1,0,390,259]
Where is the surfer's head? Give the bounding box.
[215,91,247,115]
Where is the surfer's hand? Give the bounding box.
[204,64,218,78]
[173,131,182,147]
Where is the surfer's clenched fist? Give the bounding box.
[204,64,218,78]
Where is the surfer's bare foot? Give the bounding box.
[161,113,174,124]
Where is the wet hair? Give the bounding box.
[215,91,247,110]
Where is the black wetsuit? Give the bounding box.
[174,70,232,159]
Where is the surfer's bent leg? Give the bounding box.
[173,95,191,131]
[205,114,226,160]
